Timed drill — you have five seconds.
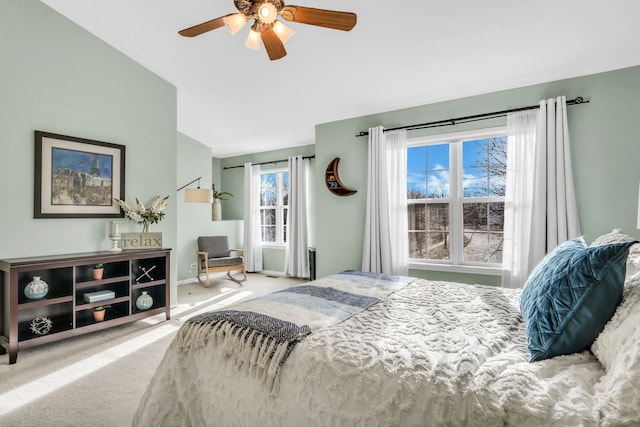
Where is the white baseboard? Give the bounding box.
[177,277,199,286]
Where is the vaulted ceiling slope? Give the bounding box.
[41,0,640,158]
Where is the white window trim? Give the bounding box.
[409,261,502,276]
[407,126,506,147]
[259,168,288,246]
[407,126,507,273]
[261,243,287,249]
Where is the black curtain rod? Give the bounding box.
[355,96,589,137]
[223,155,315,170]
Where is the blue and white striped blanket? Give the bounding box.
[176,271,414,391]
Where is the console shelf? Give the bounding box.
[0,248,171,364]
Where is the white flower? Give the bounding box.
[114,195,169,231]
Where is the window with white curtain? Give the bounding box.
[259,169,289,245]
[407,127,507,273]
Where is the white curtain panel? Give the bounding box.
[284,155,310,278]
[534,96,581,254]
[243,162,263,272]
[502,109,538,288]
[502,96,580,288]
[362,126,409,275]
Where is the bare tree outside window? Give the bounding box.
[260,173,277,242]
[407,135,507,265]
[461,137,506,263]
[259,171,289,244]
[407,143,450,260]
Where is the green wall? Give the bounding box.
[315,66,640,283]
[0,1,179,300]
[219,144,316,273]
[177,132,214,281]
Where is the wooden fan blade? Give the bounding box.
[261,28,287,60]
[280,6,357,31]
[179,14,232,37]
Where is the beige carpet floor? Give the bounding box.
[0,273,306,427]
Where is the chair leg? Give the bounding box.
[226,267,247,285]
[197,260,211,288]
[198,272,212,287]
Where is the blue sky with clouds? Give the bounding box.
[408,138,506,199]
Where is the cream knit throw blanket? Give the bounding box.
[175,271,414,392]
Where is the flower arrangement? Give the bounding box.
[212,184,233,201]
[114,195,169,233]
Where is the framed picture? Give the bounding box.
[34,131,125,218]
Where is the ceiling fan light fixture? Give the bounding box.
[223,13,248,35]
[178,2,358,60]
[245,28,261,50]
[258,2,278,24]
[272,20,295,44]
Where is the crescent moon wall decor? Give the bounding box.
[325,157,357,197]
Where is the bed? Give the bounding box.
[133,230,640,427]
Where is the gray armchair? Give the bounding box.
[197,236,246,287]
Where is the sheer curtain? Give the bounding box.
[502,96,581,288]
[502,110,538,288]
[362,126,409,275]
[243,162,262,272]
[284,155,310,278]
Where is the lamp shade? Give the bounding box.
[223,13,247,35]
[245,29,261,50]
[273,21,295,44]
[185,188,213,203]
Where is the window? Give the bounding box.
[259,169,289,244]
[407,128,507,270]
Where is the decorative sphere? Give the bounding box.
[30,316,53,335]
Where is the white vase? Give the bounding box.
[24,276,49,300]
[212,198,222,221]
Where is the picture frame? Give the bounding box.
[34,131,125,218]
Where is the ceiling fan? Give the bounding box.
[178,0,357,61]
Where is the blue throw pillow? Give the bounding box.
[520,237,637,362]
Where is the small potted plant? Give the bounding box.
[212,184,233,221]
[93,305,110,322]
[92,263,104,280]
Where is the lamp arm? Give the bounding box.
[177,177,202,192]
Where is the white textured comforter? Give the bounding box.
[133,278,604,426]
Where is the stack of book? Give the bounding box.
[83,290,115,303]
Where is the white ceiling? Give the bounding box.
[41,0,640,158]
